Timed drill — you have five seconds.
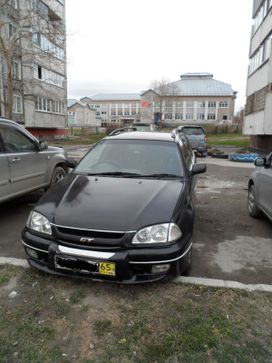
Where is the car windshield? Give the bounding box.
[75,139,184,177]
[182,127,204,136]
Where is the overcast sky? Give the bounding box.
[66,0,253,111]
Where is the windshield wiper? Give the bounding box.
[140,173,184,179]
[87,171,142,177]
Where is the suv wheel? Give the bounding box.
[248,184,261,218]
[50,166,67,188]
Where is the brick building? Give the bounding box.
[244,0,272,151]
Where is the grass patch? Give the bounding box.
[208,134,250,148]
[0,267,271,363]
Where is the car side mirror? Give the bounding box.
[254,158,265,167]
[192,163,206,175]
[66,158,78,168]
[38,140,48,151]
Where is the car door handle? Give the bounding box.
[9,157,21,163]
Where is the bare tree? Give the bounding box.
[150,78,178,125]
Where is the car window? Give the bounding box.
[76,139,184,176]
[182,127,204,136]
[0,126,37,153]
[180,137,194,170]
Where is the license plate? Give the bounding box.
[54,255,116,277]
[99,262,116,276]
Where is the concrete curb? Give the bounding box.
[174,276,272,293]
[0,257,29,268]
[0,258,271,293]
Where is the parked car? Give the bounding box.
[176,125,208,157]
[247,152,272,221]
[0,118,68,203]
[132,122,158,132]
[22,129,206,283]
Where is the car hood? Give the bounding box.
[35,174,185,231]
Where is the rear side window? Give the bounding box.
[182,127,204,136]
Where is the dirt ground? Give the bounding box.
[192,160,272,284]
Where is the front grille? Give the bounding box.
[54,226,126,249]
[56,226,125,239]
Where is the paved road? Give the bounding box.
[1,158,271,284]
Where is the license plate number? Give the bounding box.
[54,255,116,277]
[99,262,116,276]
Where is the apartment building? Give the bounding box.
[80,94,141,126]
[141,73,237,126]
[244,0,272,151]
[0,0,67,137]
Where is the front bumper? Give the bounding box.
[22,230,192,284]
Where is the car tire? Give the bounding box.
[248,184,261,218]
[49,166,67,188]
[182,248,192,276]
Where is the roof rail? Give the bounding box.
[109,127,137,136]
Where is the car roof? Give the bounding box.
[179,125,204,129]
[106,131,174,142]
[0,117,20,126]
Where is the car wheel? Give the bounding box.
[50,166,67,188]
[182,248,192,276]
[248,184,261,218]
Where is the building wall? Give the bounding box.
[244,0,272,147]
[84,100,141,125]
[0,0,67,134]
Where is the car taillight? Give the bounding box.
[204,135,208,143]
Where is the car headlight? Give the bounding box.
[27,211,52,236]
[132,223,182,244]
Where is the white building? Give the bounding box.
[244,0,272,151]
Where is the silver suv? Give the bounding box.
[176,125,208,157]
[0,118,68,203]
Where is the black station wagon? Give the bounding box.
[22,129,206,283]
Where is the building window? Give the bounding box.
[101,111,107,115]
[35,96,65,114]
[111,111,116,116]
[223,115,228,120]
[165,113,172,120]
[208,113,216,120]
[32,32,64,61]
[175,102,183,108]
[95,105,101,108]
[96,112,100,116]
[219,101,228,108]
[198,101,205,108]
[13,95,22,114]
[186,113,193,120]
[34,64,65,87]
[208,102,216,108]
[124,111,129,116]
[13,61,21,80]
[175,113,183,120]
[186,101,194,108]
[197,113,205,120]
[118,111,123,116]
